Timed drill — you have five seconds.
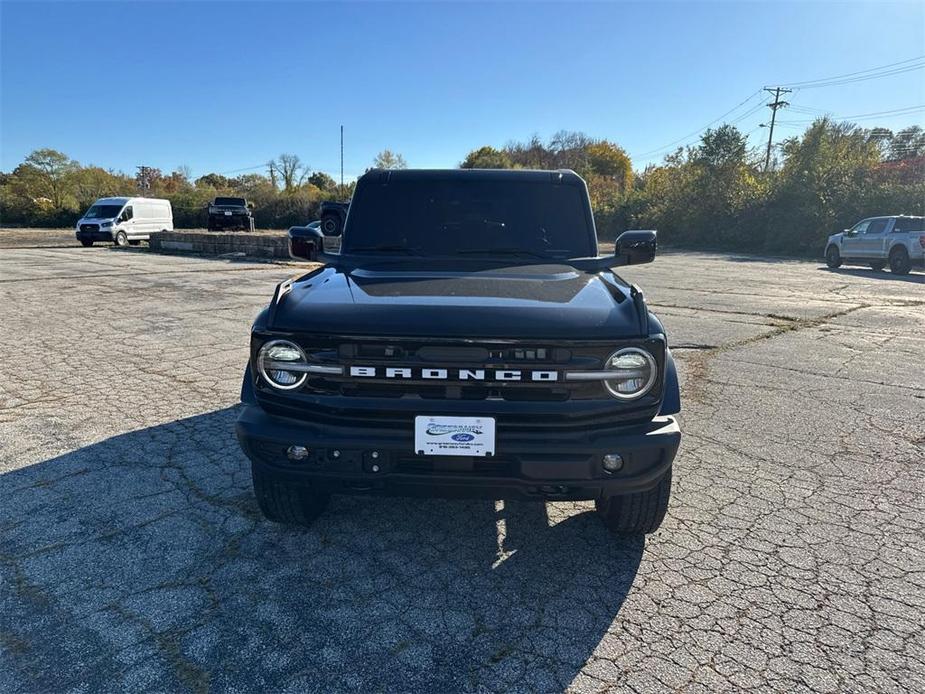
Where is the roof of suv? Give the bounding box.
[358,168,585,185]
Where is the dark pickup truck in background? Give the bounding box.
[236,169,681,537]
[207,197,255,231]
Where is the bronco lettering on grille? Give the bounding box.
[348,366,558,382]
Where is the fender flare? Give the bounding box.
[241,361,258,404]
[658,349,681,416]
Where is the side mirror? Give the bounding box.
[288,226,328,262]
[247,202,255,210]
[614,230,657,265]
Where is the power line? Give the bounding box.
[777,105,925,124]
[217,164,266,175]
[790,64,925,90]
[632,89,764,158]
[788,105,830,115]
[729,102,769,126]
[633,56,925,163]
[777,55,925,88]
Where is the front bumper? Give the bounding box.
[236,403,680,501]
[76,229,115,242]
[209,214,251,228]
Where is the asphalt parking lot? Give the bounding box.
[1,243,922,693]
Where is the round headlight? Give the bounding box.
[257,339,307,390]
[602,347,657,400]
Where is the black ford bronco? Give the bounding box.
[236,169,681,535]
[207,197,255,231]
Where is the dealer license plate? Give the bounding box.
[414,416,496,457]
[224,211,233,216]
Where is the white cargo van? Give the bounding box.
[75,197,173,247]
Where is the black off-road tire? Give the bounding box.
[251,463,330,526]
[80,239,93,247]
[869,260,886,271]
[889,247,911,275]
[825,245,842,269]
[114,231,128,247]
[596,467,672,535]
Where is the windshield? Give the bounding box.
[343,179,595,258]
[214,197,246,206]
[84,204,123,219]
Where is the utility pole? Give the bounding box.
[762,87,791,171]
[136,166,150,197]
[267,161,277,189]
[340,125,344,187]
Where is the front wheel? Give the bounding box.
[889,247,911,275]
[251,464,330,526]
[596,467,672,535]
[114,231,128,247]
[825,245,842,268]
[80,239,93,247]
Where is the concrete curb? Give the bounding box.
[149,230,288,259]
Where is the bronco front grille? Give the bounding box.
[253,335,665,405]
[301,339,605,401]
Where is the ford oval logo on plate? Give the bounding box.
[415,416,496,457]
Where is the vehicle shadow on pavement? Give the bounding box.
[0,407,644,693]
[822,267,925,283]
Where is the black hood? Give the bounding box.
[266,262,647,340]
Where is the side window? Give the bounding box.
[893,217,924,233]
[122,206,133,221]
[850,221,869,235]
[864,219,889,235]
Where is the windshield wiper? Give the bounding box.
[348,244,419,255]
[455,248,552,260]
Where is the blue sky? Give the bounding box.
[1,1,923,179]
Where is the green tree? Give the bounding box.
[585,140,633,192]
[70,166,130,207]
[373,149,407,169]
[636,126,764,248]
[21,148,78,208]
[888,126,925,160]
[195,173,232,189]
[764,118,881,251]
[460,146,512,169]
[307,171,337,191]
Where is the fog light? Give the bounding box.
[287,445,310,461]
[602,453,624,473]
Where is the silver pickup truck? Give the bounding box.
[825,216,925,275]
